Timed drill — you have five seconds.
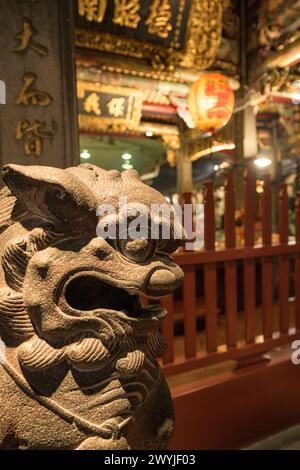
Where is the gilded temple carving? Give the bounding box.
[13,17,48,56]
[11,10,57,160]
[145,0,173,39]
[83,92,102,115]
[113,0,141,29]
[15,73,53,107]
[15,119,55,157]
[78,0,108,23]
[107,97,125,117]
[75,0,223,73]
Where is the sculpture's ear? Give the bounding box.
[1,164,97,226]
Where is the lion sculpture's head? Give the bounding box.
[0,163,184,450]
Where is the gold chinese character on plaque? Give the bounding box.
[78,0,107,23]
[107,97,125,117]
[15,73,53,107]
[83,92,101,115]
[145,0,172,38]
[16,119,55,157]
[13,18,48,56]
[113,0,141,29]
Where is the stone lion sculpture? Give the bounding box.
[0,163,184,450]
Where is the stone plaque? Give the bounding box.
[0,0,79,177]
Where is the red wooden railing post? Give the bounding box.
[181,193,197,358]
[181,192,193,252]
[204,181,218,352]
[262,174,273,338]
[295,192,300,330]
[224,171,237,348]
[204,181,215,251]
[161,295,175,364]
[279,183,289,334]
[244,166,256,342]
[183,265,197,358]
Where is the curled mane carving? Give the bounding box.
[0,186,64,341]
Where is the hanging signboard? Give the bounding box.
[78,81,143,132]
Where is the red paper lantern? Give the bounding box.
[188,73,235,133]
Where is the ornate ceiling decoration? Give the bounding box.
[75,0,223,73]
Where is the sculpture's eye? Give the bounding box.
[117,236,156,263]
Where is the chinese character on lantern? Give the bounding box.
[188,73,235,133]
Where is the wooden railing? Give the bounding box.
[159,168,300,377]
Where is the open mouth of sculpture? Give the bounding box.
[64,274,165,320]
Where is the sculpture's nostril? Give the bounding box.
[147,269,177,292]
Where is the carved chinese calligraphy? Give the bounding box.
[75,0,223,74]
[146,0,172,39]
[16,119,55,157]
[13,17,48,56]
[78,0,173,33]
[0,0,79,171]
[83,92,101,115]
[15,73,53,107]
[78,81,143,132]
[107,97,125,117]
[113,0,141,29]
[12,15,55,158]
[78,0,107,23]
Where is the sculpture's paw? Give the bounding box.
[76,436,129,450]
